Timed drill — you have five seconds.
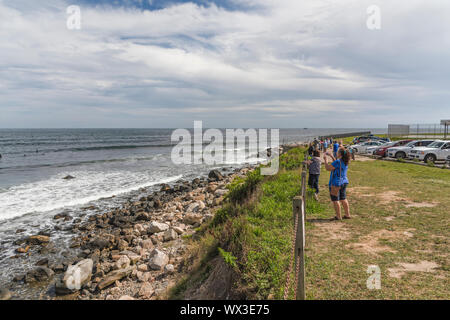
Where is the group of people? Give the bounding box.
[306,138,352,220]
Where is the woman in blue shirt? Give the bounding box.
[323,148,351,220]
[332,141,339,158]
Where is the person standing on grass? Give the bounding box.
[308,143,314,156]
[307,150,322,201]
[324,139,328,151]
[324,148,351,220]
[333,140,339,158]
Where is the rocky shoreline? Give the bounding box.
[0,165,255,300]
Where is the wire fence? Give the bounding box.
[388,123,449,139]
[284,153,307,300]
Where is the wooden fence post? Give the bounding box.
[293,196,306,300]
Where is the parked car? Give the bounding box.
[350,141,384,154]
[408,140,450,163]
[366,141,393,155]
[352,135,390,144]
[372,140,412,157]
[386,140,435,159]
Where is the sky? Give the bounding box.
[0,0,449,128]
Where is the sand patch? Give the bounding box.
[346,229,415,256]
[315,222,351,241]
[384,216,396,221]
[404,202,437,208]
[354,155,376,162]
[388,261,440,279]
[376,191,408,204]
[347,186,374,197]
[373,191,438,208]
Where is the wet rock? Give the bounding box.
[97,266,134,290]
[36,258,49,266]
[12,274,25,282]
[15,245,30,254]
[56,259,93,295]
[25,266,54,283]
[160,184,172,192]
[63,175,75,180]
[27,235,50,245]
[53,212,70,220]
[0,287,12,300]
[149,249,169,270]
[88,237,111,250]
[135,212,150,221]
[208,170,224,181]
[15,228,26,234]
[149,221,169,234]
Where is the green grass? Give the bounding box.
[169,147,449,300]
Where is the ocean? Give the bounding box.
[0,128,385,291]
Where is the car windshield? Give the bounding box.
[428,141,444,148]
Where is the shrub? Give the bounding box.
[218,247,237,268]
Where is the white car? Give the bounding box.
[366,142,394,155]
[408,140,450,163]
[387,140,435,159]
[350,141,384,154]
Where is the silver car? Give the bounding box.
[387,140,435,159]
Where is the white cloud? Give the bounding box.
[0,0,449,128]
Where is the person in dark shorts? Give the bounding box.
[306,150,321,200]
[323,148,351,220]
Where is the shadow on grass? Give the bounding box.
[306,218,336,223]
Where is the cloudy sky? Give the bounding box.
[0,0,449,128]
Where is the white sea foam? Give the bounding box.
[0,171,182,221]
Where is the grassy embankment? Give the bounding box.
[169,146,449,300]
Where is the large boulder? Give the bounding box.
[163,229,178,242]
[55,259,93,295]
[148,221,169,234]
[88,237,111,250]
[208,170,224,181]
[149,249,169,270]
[183,213,203,225]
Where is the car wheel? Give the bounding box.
[395,151,406,159]
[424,154,436,163]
